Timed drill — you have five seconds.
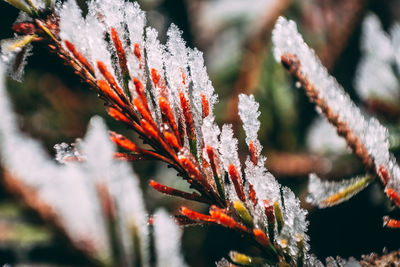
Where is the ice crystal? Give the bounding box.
[325,256,361,267]
[355,14,400,102]
[238,94,261,148]
[154,209,188,267]
[54,141,82,163]
[219,124,240,171]
[188,48,218,117]
[272,16,400,195]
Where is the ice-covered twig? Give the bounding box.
[279,53,375,173]
[273,17,400,219]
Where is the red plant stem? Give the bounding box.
[64,40,95,74]
[114,153,149,161]
[228,164,246,202]
[180,206,215,223]
[151,68,168,96]
[107,107,131,124]
[209,206,248,232]
[386,188,400,208]
[249,141,258,165]
[140,119,159,140]
[111,27,129,76]
[133,78,151,113]
[159,96,181,146]
[97,80,125,107]
[206,146,219,177]
[163,131,180,151]
[248,183,258,206]
[132,97,157,129]
[253,229,270,247]
[179,92,196,140]
[263,201,275,224]
[201,93,209,118]
[110,131,139,152]
[97,61,126,99]
[149,180,212,204]
[378,165,390,186]
[383,217,400,228]
[133,43,142,69]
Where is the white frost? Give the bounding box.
[154,209,188,267]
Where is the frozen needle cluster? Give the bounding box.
[0,0,314,265]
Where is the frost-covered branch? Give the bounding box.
[273,16,400,223]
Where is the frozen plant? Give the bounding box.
[0,0,312,265]
[273,16,400,227]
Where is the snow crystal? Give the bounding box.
[165,24,189,96]
[219,124,241,172]
[145,26,165,125]
[238,94,260,145]
[202,115,220,151]
[188,48,218,117]
[54,141,82,163]
[215,258,231,267]
[154,209,188,267]
[272,16,400,194]
[125,2,146,81]
[278,187,309,258]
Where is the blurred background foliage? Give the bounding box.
[1,0,400,266]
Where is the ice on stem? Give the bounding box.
[272,16,400,195]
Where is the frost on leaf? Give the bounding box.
[219,124,240,173]
[238,94,262,162]
[154,209,188,267]
[272,16,400,197]
[307,174,373,208]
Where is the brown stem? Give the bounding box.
[280,54,377,179]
